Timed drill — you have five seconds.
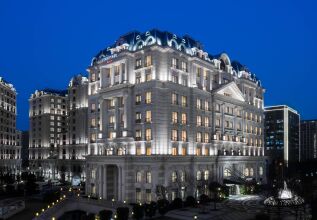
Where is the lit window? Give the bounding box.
[136,146,142,155]
[196,171,202,181]
[146,171,152,183]
[181,61,187,72]
[172,112,178,123]
[204,170,209,180]
[181,96,187,107]
[171,58,178,69]
[182,146,187,155]
[114,65,120,76]
[172,93,178,105]
[145,71,152,82]
[136,188,141,202]
[135,130,141,141]
[196,116,202,126]
[91,169,96,179]
[145,128,151,141]
[145,55,152,67]
[136,171,142,183]
[172,129,178,141]
[197,99,202,109]
[146,146,151,155]
[136,58,142,69]
[135,112,142,123]
[250,168,254,176]
[204,133,209,143]
[204,117,209,127]
[171,171,177,183]
[91,103,96,112]
[135,95,142,105]
[135,72,141,84]
[145,92,151,104]
[146,111,152,123]
[91,118,96,127]
[181,113,187,124]
[172,147,177,155]
[196,132,202,142]
[205,101,209,111]
[180,171,185,182]
[109,99,115,108]
[146,189,151,203]
[109,115,115,124]
[259,166,263,176]
[181,130,187,142]
[224,168,231,177]
[244,168,249,177]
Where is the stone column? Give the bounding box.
[111,66,115,86]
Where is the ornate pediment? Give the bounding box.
[214,82,245,102]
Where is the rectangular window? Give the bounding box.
[145,128,151,141]
[181,130,187,142]
[146,110,152,123]
[136,58,142,69]
[136,188,141,202]
[146,189,151,203]
[196,132,202,142]
[135,130,141,141]
[172,112,178,123]
[135,72,141,84]
[145,92,152,104]
[181,113,187,124]
[172,129,178,141]
[205,101,209,111]
[145,55,152,67]
[181,96,187,107]
[196,99,202,109]
[171,58,178,69]
[135,95,141,105]
[172,73,178,83]
[135,112,141,123]
[172,93,178,105]
[145,70,152,82]
[196,115,202,126]
[204,133,209,143]
[181,61,187,72]
[91,118,96,127]
[146,172,152,183]
[172,147,177,155]
[146,147,151,155]
[204,117,209,127]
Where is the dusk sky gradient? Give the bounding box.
[0,0,316,130]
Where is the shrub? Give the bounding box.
[144,202,156,218]
[184,196,196,207]
[132,204,144,220]
[117,207,129,220]
[157,199,169,216]
[169,198,183,210]
[99,210,113,220]
[86,213,95,220]
[199,194,210,205]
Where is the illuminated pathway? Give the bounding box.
[33,194,128,220]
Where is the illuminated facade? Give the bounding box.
[300,120,317,162]
[29,75,88,181]
[0,76,21,175]
[85,30,266,202]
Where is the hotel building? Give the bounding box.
[0,76,21,175]
[29,75,88,181]
[85,30,266,202]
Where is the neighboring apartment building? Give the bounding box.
[300,120,317,162]
[0,76,21,175]
[264,105,300,165]
[29,74,88,182]
[85,29,266,203]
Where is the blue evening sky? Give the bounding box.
[0,0,316,130]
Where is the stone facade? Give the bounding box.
[85,30,266,203]
[0,76,21,175]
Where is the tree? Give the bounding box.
[157,199,169,216]
[208,182,222,210]
[132,204,144,220]
[117,207,129,220]
[99,210,113,220]
[144,202,156,219]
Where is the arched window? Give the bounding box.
[171,171,177,183]
[204,170,209,180]
[244,168,249,177]
[250,168,254,176]
[146,171,152,183]
[196,171,202,181]
[224,168,231,177]
[180,171,185,182]
[259,166,263,176]
[136,171,142,183]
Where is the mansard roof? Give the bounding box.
[91,29,261,85]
